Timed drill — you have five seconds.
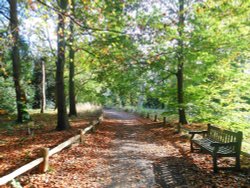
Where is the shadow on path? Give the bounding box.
[101,109,194,188]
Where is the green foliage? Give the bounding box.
[1,0,249,144]
[118,0,250,142]
[182,0,250,137]
[10,179,22,188]
[0,77,16,112]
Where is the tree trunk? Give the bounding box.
[137,84,145,108]
[9,0,29,123]
[41,59,46,113]
[176,66,187,124]
[32,61,41,109]
[32,58,46,113]
[56,0,70,130]
[177,0,188,125]
[68,0,77,117]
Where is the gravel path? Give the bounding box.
[102,109,167,187]
[96,109,187,188]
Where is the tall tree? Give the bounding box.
[176,0,188,124]
[32,57,46,113]
[56,0,70,130]
[9,0,30,123]
[32,59,42,109]
[68,0,77,117]
[40,58,46,113]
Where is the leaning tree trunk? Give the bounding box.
[56,0,70,130]
[68,0,77,117]
[176,0,188,125]
[10,0,29,123]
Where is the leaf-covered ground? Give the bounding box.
[1,109,250,187]
[0,111,98,178]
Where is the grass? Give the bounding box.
[0,103,102,131]
[75,103,102,118]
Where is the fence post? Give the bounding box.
[163,117,167,125]
[99,114,103,122]
[92,124,96,133]
[89,122,95,133]
[39,148,49,173]
[154,114,158,122]
[79,129,84,144]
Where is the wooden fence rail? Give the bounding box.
[0,117,102,186]
[144,112,167,125]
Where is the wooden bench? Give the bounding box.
[189,124,243,173]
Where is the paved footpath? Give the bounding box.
[94,109,187,188]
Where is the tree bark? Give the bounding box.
[9,0,29,123]
[32,58,46,113]
[41,59,46,113]
[56,0,70,130]
[177,0,188,125]
[32,61,41,109]
[176,66,187,124]
[68,0,77,117]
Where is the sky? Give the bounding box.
[21,3,58,57]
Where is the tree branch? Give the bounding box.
[45,24,56,58]
[0,10,10,21]
[36,0,127,35]
[75,47,97,57]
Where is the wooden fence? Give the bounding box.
[140,112,167,125]
[0,116,103,186]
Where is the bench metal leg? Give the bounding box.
[213,155,218,173]
[191,142,194,152]
[190,142,202,152]
[235,155,241,171]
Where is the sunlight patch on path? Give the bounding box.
[107,139,169,187]
[102,109,171,187]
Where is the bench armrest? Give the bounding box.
[189,130,208,139]
[189,130,208,134]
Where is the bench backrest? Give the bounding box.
[207,124,242,143]
[207,124,243,152]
